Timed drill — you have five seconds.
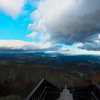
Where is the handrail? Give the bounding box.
[25,79,60,100]
[73,84,100,100]
[38,86,60,100]
[73,91,98,100]
[94,84,100,90]
[73,95,92,100]
[42,91,60,100]
[73,92,91,94]
[91,92,98,100]
[38,86,47,100]
[42,91,47,100]
[25,79,44,100]
[74,84,100,92]
[47,86,60,92]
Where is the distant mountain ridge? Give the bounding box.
[0,52,100,67]
[0,52,63,57]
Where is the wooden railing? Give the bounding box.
[25,79,60,100]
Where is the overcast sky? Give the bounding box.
[0,0,100,55]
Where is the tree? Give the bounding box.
[91,75,100,86]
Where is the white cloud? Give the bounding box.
[76,43,83,48]
[0,39,62,53]
[0,0,27,18]
[98,34,100,39]
[0,40,52,50]
[26,32,37,39]
[29,0,39,9]
[39,33,50,41]
[58,48,70,54]
[45,48,71,54]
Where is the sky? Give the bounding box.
[0,0,100,55]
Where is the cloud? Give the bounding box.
[57,48,71,54]
[29,0,40,9]
[0,0,27,18]
[76,34,100,51]
[28,0,100,49]
[39,33,50,42]
[1,39,99,54]
[76,41,100,51]
[25,32,37,39]
[45,48,71,54]
[0,40,60,53]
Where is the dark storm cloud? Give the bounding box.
[77,40,100,51]
[29,0,100,51]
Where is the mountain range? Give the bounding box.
[0,52,100,67]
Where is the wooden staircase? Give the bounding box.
[58,88,73,100]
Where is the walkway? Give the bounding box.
[58,84,73,100]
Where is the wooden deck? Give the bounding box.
[58,88,73,100]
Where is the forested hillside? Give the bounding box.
[0,61,100,99]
